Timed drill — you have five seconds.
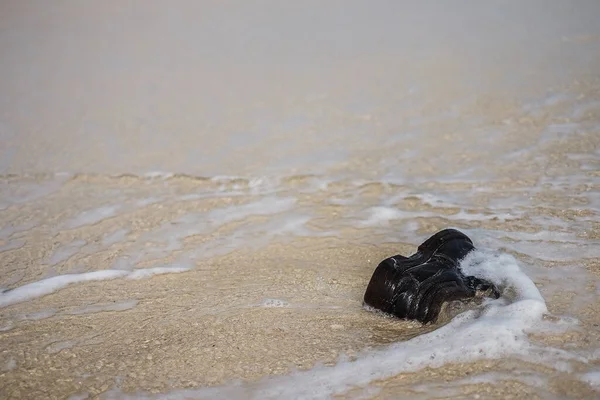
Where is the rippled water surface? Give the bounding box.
[1,1,600,399]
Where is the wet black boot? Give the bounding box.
[364,229,500,324]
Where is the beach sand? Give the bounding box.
[1,1,600,399]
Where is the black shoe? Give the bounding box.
[363,229,500,324]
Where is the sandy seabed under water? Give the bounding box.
[1,1,600,399]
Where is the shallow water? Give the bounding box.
[1,1,600,399]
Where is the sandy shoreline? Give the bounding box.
[1,1,600,398]
[1,238,597,399]
[1,155,599,398]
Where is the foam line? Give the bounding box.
[0,267,191,308]
[0,270,128,308]
[127,267,190,280]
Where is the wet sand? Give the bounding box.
[1,142,599,399]
[1,1,600,399]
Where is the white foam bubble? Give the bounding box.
[460,251,545,305]
[127,266,191,280]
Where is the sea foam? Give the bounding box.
[0,267,191,308]
[0,270,128,308]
